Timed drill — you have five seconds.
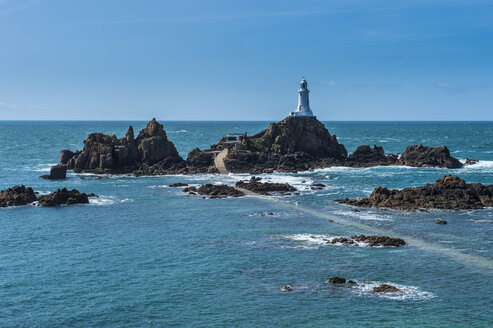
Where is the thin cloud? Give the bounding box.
[434,82,488,93]
[320,81,340,87]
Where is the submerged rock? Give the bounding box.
[327,277,346,284]
[40,164,67,180]
[196,184,245,199]
[464,158,479,166]
[169,182,188,187]
[329,235,405,247]
[281,285,293,292]
[235,177,296,195]
[372,284,400,293]
[396,144,463,168]
[37,188,95,206]
[336,175,493,211]
[435,219,448,225]
[0,185,37,207]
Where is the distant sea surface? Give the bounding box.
[0,121,492,327]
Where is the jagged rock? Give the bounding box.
[169,183,188,187]
[396,145,463,168]
[60,118,185,174]
[372,284,400,293]
[336,175,493,211]
[37,188,94,206]
[185,148,216,173]
[329,235,405,247]
[326,277,346,284]
[40,164,67,180]
[196,184,245,198]
[346,145,398,167]
[464,158,479,166]
[351,235,406,247]
[235,176,296,195]
[0,185,37,207]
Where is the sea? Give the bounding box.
[0,121,492,327]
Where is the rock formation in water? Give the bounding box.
[235,176,297,195]
[396,144,463,168]
[330,235,406,247]
[37,188,96,206]
[372,284,400,293]
[0,185,37,207]
[40,164,67,179]
[60,118,186,174]
[196,184,245,199]
[336,175,493,211]
[346,145,398,167]
[206,116,348,173]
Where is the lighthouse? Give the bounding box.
[289,78,314,117]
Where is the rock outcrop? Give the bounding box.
[396,145,463,168]
[235,177,296,195]
[37,188,95,207]
[61,118,185,174]
[330,235,406,247]
[346,145,398,167]
[0,185,37,207]
[40,164,67,180]
[336,175,493,211]
[196,184,245,199]
[372,284,400,293]
[209,116,347,173]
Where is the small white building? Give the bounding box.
[289,78,314,117]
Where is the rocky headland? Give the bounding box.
[336,175,493,211]
[56,117,465,176]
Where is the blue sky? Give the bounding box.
[0,0,492,120]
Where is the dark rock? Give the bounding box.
[196,184,245,198]
[310,183,325,190]
[351,235,406,247]
[346,145,398,167]
[435,219,448,225]
[61,118,185,175]
[37,188,90,206]
[372,284,400,293]
[464,158,479,166]
[235,176,297,195]
[182,186,197,193]
[347,280,357,285]
[396,144,463,168]
[326,277,346,284]
[336,175,493,211]
[169,183,188,187]
[0,185,37,207]
[40,164,67,180]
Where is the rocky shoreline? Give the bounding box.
[336,175,493,211]
[55,116,466,176]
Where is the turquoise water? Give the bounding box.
[0,121,492,327]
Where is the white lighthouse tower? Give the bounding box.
[290,78,314,117]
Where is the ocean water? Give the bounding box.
[0,121,492,327]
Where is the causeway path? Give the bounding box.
[214,149,229,175]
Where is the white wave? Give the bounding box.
[168,129,188,133]
[350,281,435,301]
[461,160,493,169]
[278,234,370,247]
[469,219,493,224]
[26,163,57,173]
[88,196,130,205]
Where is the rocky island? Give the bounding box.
[336,175,493,211]
[0,186,97,207]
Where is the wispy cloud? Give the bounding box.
[434,82,488,93]
[0,0,41,17]
[320,81,339,87]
